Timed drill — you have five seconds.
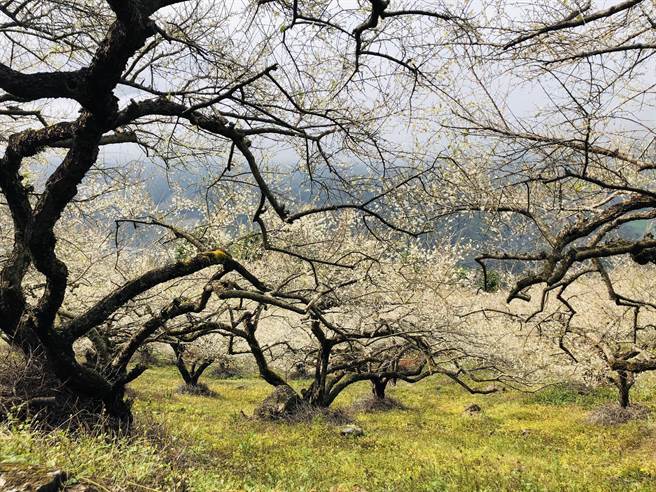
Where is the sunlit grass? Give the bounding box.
[1,366,656,491]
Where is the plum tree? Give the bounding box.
[432,0,656,407]
[0,0,471,426]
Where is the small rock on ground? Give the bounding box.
[255,385,303,420]
[340,425,364,437]
[464,403,481,414]
[0,464,66,492]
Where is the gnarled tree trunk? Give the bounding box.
[171,343,214,388]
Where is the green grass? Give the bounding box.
[2,367,656,491]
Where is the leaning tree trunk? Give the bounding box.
[171,343,194,386]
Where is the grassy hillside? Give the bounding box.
[2,367,656,491]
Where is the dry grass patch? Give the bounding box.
[587,403,651,426]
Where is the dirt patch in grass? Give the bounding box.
[351,396,407,413]
[254,401,353,425]
[587,404,650,425]
[0,463,69,491]
[176,383,219,398]
[254,386,352,425]
[286,404,353,425]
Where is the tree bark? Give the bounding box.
[172,343,193,385]
[171,343,214,388]
[371,378,388,399]
[617,370,633,408]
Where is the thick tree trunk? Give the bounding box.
[302,383,330,408]
[371,378,388,399]
[617,370,633,408]
[176,359,193,385]
[103,386,133,428]
[171,343,213,388]
[171,343,194,385]
[6,331,134,429]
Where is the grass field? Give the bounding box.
[2,367,656,491]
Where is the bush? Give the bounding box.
[482,270,501,293]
